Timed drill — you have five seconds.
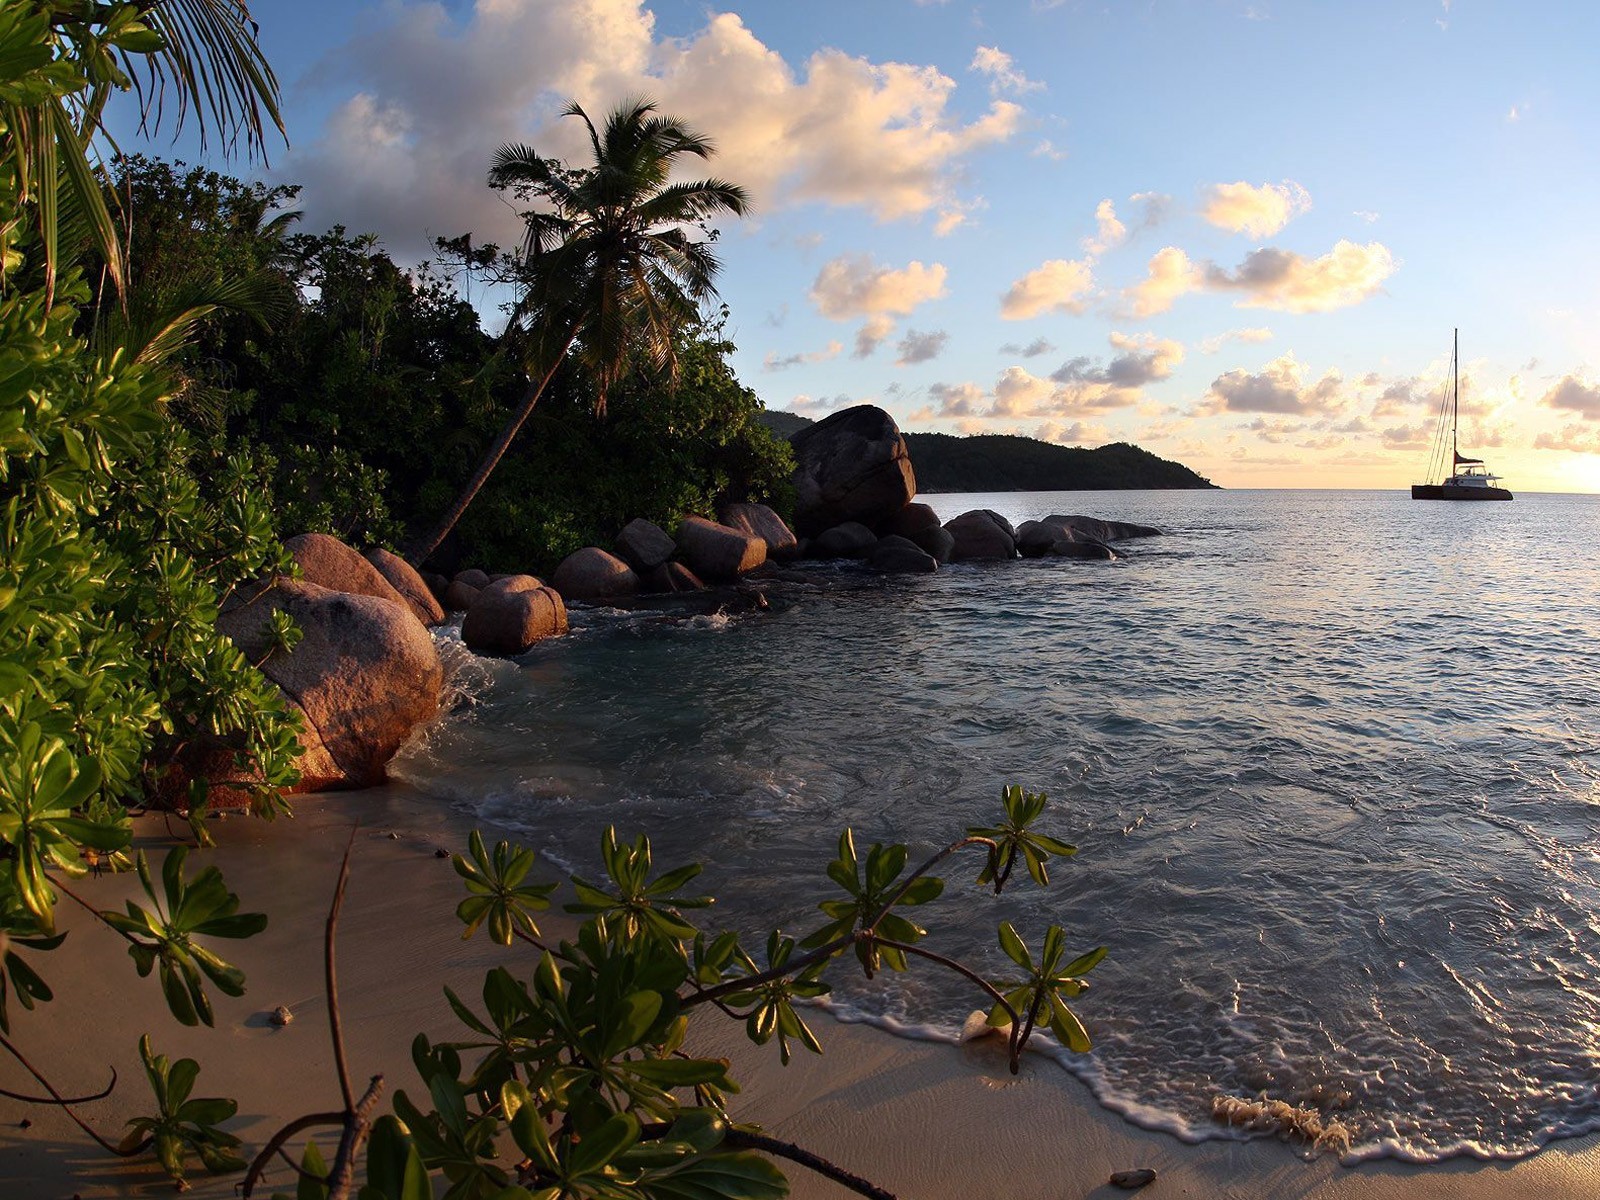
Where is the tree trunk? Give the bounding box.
[407,338,573,566]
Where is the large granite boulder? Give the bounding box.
[643,562,708,594]
[868,535,938,574]
[366,547,445,626]
[720,502,799,559]
[454,568,491,590]
[676,517,766,580]
[811,522,877,559]
[909,524,955,564]
[285,533,411,610]
[883,502,941,539]
[443,580,482,612]
[462,575,567,656]
[615,519,676,573]
[1040,514,1162,541]
[945,510,1016,561]
[1016,520,1116,560]
[552,548,639,603]
[218,580,441,789]
[790,405,916,536]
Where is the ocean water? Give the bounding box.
[390,489,1600,1164]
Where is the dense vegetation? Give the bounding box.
[758,413,1215,492]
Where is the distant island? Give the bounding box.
[757,411,1218,492]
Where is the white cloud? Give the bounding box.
[1081,198,1126,257]
[1125,247,1204,317]
[1204,240,1397,312]
[1534,423,1600,453]
[1031,139,1068,161]
[1000,258,1095,320]
[998,337,1057,358]
[1201,353,1347,416]
[810,254,948,318]
[895,328,950,365]
[853,315,897,360]
[1201,180,1312,239]
[1199,326,1273,354]
[1540,375,1600,419]
[1034,420,1107,446]
[288,0,1022,260]
[763,342,843,371]
[970,46,1044,96]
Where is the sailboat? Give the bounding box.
[1411,329,1512,501]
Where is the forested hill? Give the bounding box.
[757,411,1217,491]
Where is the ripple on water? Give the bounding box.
[392,489,1600,1164]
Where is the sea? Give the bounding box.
[390,488,1600,1165]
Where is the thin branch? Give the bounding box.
[326,824,358,1113]
[724,1129,898,1200]
[0,1033,133,1156]
[324,1075,385,1199]
[872,939,1017,1024]
[241,1112,347,1197]
[0,1065,117,1105]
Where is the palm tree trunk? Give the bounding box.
[407,335,574,565]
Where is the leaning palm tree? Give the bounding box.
[410,97,750,563]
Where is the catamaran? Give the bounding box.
[1411,329,1512,501]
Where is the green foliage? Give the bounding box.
[101,847,267,1027]
[120,1034,246,1183]
[333,787,1101,1199]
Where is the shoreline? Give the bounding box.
[3,789,1599,1198]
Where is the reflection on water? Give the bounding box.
[393,489,1600,1163]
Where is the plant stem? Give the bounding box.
[724,1128,898,1200]
[0,1033,132,1156]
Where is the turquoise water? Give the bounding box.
[392,489,1600,1163]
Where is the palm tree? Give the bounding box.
[410,97,750,563]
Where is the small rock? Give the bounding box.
[269,1005,294,1027]
[1109,1168,1156,1190]
[434,847,450,859]
[20,1117,32,1129]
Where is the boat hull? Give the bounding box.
[1411,484,1513,501]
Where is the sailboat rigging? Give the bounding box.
[1410,329,1512,501]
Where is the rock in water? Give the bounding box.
[366,547,446,626]
[868,534,937,574]
[676,516,767,580]
[551,547,640,602]
[1110,1168,1157,1190]
[719,502,799,558]
[286,533,413,610]
[643,562,707,594]
[944,510,1016,561]
[462,575,567,656]
[442,580,481,612]
[1041,514,1162,541]
[218,580,442,788]
[790,404,915,536]
[811,522,877,559]
[615,518,676,572]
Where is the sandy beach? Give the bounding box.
[3,789,1598,1200]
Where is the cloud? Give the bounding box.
[786,393,855,416]
[1000,258,1095,319]
[1203,240,1397,312]
[1201,352,1346,415]
[1199,326,1273,354]
[288,0,1023,261]
[1540,375,1600,419]
[1051,331,1184,390]
[1128,191,1174,230]
[763,341,843,371]
[1352,210,1379,223]
[970,46,1043,95]
[1081,198,1126,256]
[998,337,1057,358]
[1126,247,1204,317]
[1202,180,1311,238]
[895,328,950,365]
[1534,423,1600,453]
[811,254,948,318]
[853,315,896,359]
[1034,420,1106,445]
[1031,139,1068,161]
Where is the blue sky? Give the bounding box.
[119,1,1600,490]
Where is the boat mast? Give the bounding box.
[1451,327,1459,472]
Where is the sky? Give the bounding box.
[117,0,1600,491]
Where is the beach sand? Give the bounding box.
[3,789,1597,1199]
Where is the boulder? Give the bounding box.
[979,510,1017,541]
[811,522,877,559]
[1051,539,1116,561]
[615,519,676,573]
[422,572,450,603]
[676,516,767,580]
[643,562,708,594]
[285,533,410,609]
[908,524,955,564]
[551,547,640,603]
[366,547,446,626]
[944,510,1016,561]
[1016,520,1068,558]
[719,502,799,559]
[218,580,441,789]
[868,535,938,574]
[883,502,942,538]
[1040,514,1162,541]
[443,580,482,612]
[454,568,491,590]
[789,404,916,536]
[462,575,568,656]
